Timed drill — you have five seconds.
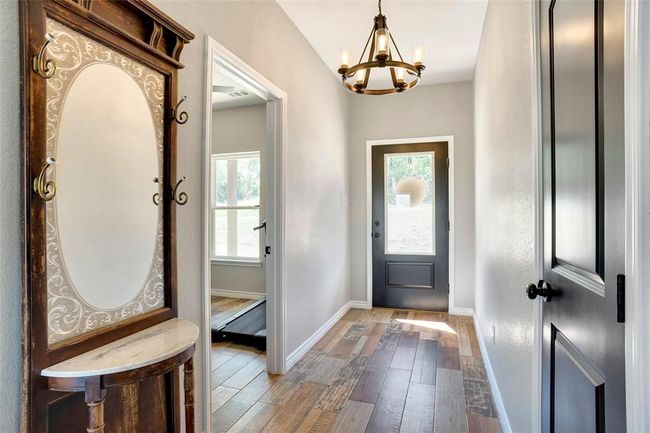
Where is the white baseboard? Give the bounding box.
[451,307,474,317]
[211,289,265,300]
[286,301,354,370]
[473,315,513,433]
[348,300,371,310]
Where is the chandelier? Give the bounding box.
[338,0,425,95]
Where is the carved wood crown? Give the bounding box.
[56,0,195,66]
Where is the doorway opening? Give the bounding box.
[366,136,456,312]
[202,37,287,433]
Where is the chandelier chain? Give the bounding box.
[378,0,382,15]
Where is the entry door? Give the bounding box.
[538,0,625,431]
[371,142,449,310]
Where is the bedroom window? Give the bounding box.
[210,151,261,264]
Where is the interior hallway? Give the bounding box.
[211,307,500,433]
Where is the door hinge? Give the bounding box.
[617,274,625,323]
[446,157,450,168]
[447,221,450,232]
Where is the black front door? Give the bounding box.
[538,0,625,431]
[371,142,449,310]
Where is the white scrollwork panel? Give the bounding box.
[45,18,165,345]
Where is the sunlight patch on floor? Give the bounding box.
[396,318,456,334]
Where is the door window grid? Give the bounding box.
[384,151,435,255]
[210,151,261,263]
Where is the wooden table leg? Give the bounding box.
[184,357,195,433]
[84,377,107,433]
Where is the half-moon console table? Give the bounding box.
[41,319,199,433]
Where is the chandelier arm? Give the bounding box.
[366,26,377,63]
[363,62,371,89]
[387,49,399,88]
[388,29,406,63]
[345,60,418,77]
[358,24,376,64]
[389,67,398,88]
[344,73,420,95]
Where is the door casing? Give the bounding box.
[365,136,460,314]
[202,36,288,433]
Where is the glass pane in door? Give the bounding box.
[384,152,435,255]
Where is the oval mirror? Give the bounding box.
[56,63,160,309]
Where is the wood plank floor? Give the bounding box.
[212,296,260,329]
[211,308,501,433]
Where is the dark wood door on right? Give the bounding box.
[538,0,626,432]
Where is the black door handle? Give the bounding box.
[526,280,556,302]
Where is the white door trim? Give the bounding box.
[624,0,649,430]
[365,136,456,312]
[530,1,544,432]
[202,36,287,433]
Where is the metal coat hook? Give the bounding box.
[153,177,162,206]
[172,176,188,205]
[33,33,57,79]
[171,96,188,124]
[34,157,57,201]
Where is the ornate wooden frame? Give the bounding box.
[19,1,193,432]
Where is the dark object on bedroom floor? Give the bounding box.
[213,300,266,350]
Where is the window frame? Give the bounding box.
[210,151,262,265]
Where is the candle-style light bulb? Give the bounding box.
[395,67,405,83]
[412,43,425,67]
[340,48,351,69]
[356,69,366,85]
[374,28,389,60]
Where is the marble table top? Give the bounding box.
[41,318,199,378]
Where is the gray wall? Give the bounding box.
[211,104,267,295]
[348,82,476,310]
[151,1,351,430]
[0,0,22,431]
[473,1,536,432]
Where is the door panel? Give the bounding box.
[539,0,625,431]
[552,0,600,277]
[553,328,605,433]
[372,142,448,310]
[386,262,434,288]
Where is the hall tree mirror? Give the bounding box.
[20,1,197,432]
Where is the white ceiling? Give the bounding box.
[212,66,265,110]
[277,0,489,87]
